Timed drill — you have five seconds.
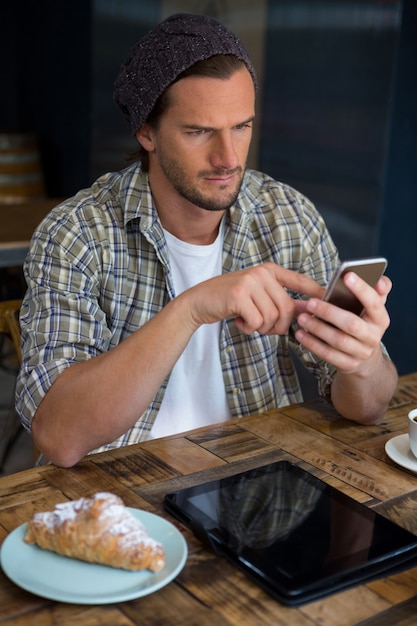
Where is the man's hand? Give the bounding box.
[182,262,325,336]
[294,272,391,375]
[294,271,397,425]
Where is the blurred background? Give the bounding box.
[1,0,416,375]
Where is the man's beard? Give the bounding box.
[158,153,244,212]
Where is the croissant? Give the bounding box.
[24,492,166,572]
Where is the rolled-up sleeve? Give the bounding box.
[15,202,112,431]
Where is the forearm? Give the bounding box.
[31,263,329,466]
[330,349,398,425]
[32,296,197,467]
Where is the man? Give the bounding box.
[16,13,397,468]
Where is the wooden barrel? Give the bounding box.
[0,133,45,204]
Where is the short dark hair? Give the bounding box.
[133,55,248,172]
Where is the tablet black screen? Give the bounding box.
[164,461,417,604]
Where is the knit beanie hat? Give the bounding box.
[114,13,257,135]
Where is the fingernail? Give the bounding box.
[298,314,307,326]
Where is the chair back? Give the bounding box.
[0,299,22,363]
[0,298,42,465]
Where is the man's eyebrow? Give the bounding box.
[181,116,255,131]
[236,116,255,126]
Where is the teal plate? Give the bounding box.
[0,508,187,604]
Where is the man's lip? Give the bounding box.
[204,173,236,183]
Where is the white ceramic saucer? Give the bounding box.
[385,434,417,473]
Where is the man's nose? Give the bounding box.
[210,132,239,170]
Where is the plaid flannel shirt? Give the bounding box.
[16,163,339,452]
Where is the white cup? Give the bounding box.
[408,408,417,457]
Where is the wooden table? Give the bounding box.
[1,373,417,625]
[0,199,60,267]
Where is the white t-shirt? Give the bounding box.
[149,220,232,439]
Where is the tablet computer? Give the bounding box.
[164,460,417,606]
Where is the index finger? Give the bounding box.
[269,264,325,300]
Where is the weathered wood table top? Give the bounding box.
[0,198,60,268]
[1,372,417,626]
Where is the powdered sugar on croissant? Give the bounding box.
[24,492,166,572]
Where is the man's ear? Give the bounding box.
[135,124,155,152]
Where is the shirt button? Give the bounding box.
[225,345,233,354]
[232,387,241,395]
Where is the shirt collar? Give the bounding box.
[120,163,158,231]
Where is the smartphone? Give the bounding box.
[323,257,387,316]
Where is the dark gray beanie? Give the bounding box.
[114,13,257,135]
